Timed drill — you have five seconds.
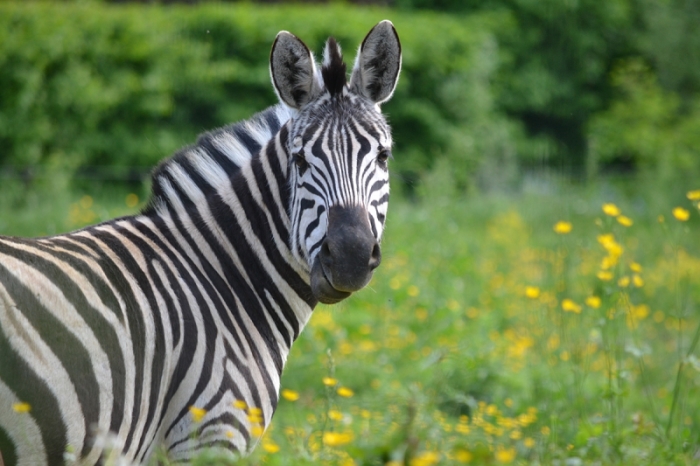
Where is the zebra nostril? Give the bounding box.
[321,241,331,258]
[369,243,381,270]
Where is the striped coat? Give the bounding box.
[0,20,401,465]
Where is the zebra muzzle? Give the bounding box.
[310,205,381,304]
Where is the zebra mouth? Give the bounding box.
[310,257,353,304]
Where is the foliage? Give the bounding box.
[587,59,700,181]
[0,2,517,193]
[4,177,700,464]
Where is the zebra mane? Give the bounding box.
[146,104,296,214]
[321,37,347,97]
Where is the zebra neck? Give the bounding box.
[145,122,316,353]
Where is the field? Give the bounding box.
[2,175,700,465]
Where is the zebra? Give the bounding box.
[0,20,401,465]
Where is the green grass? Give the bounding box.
[3,175,700,465]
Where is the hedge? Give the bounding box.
[0,2,516,193]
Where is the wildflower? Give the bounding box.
[597,234,623,260]
[627,304,650,329]
[553,221,572,234]
[494,446,516,463]
[125,193,139,208]
[525,286,540,299]
[453,449,473,463]
[673,207,690,221]
[630,262,642,272]
[322,431,354,447]
[410,451,440,466]
[523,437,536,448]
[189,406,206,423]
[446,299,460,311]
[541,426,551,435]
[597,271,613,281]
[337,387,354,398]
[251,425,265,437]
[13,402,31,413]
[262,440,280,453]
[602,203,620,217]
[281,389,299,401]
[632,274,644,287]
[586,296,601,308]
[248,407,262,415]
[328,409,343,421]
[233,399,247,410]
[687,189,700,201]
[618,276,630,287]
[322,377,338,387]
[407,285,420,297]
[617,215,633,227]
[562,299,582,314]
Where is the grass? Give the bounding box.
[2,174,700,465]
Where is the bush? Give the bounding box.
[587,59,700,181]
[0,2,517,193]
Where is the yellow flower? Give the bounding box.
[281,389,299,401]
[523,437,536,448]
[673,207,690,221]
[632,274,644,287]
[262,440,280,453]
[541,426,551,435]
[494,446,516,463]
[453,449,473,463]
[618,276,630,287]
[328,409,343,421]
[597,270,613,281]
[602,203,621,217]
[617,215,633,227]
[189,406,206,423]
[629,262,642,272]
[407,285,420,297]
[125,193,139,208]
[233,399,247,410]
[686,189,700,201]
[13,402,31,413]
[525,286,540,299]
[585,296,601,308]
[553,221,572,234]
[251,425,265,437]
[337,387,354,398]
[322,377,338,387]
[562,299,582,314]
[322,431,354,447]
[410,451,440,466]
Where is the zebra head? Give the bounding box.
[270,21,401,305]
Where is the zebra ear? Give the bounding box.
[349,20,402,105]
[270,31,322,109]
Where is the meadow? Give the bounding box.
[2,174,700,465]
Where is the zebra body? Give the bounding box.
[0,21,401,465]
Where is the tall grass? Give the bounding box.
[2,176,700,465]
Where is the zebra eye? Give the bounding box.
[377,150,391,166]
[293,153,309,173]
